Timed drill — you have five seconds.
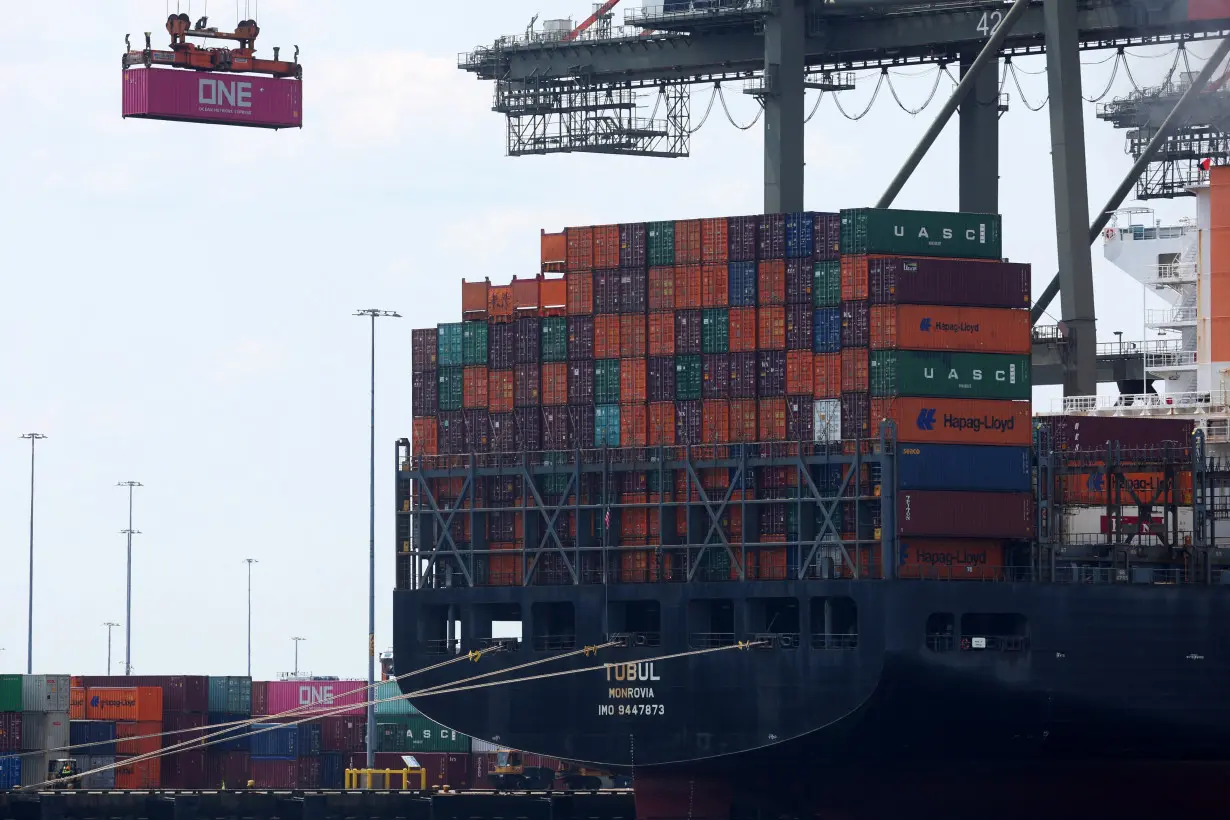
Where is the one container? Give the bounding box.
[757,351,786,397]
[1035,415,1196,452]
[758,261,786,304]
[463,410,491,453]
[593,224,621,269]
[620,223,648,268]
[541,317,568,361]
[264,680,367,717]
[162,748,209,789]
[785,212,815,258]
[205,713,251,753]
[786,395,814,442]
[897,444,1033,492]
[206,750,251,789]
[897,490,1035,538]
[814,352,842,399]
[814,260,841,308]
[648,357,676,402]
[72,755,116,790]
[702,400,730,443]
[676,220,703,264]
[869,305,1031,353]
[437,323,463,367]
[412,328,438,374]
[22,675,72,713]
[648,267,675,310]
[566,226,594,271]
[701,263,729,307]
[675,310,702,355]
[541,362,568,406]
[676,356,703,401]
[412,371,437,416]
[813,212,841,262]
[620,314,646,358]
[515,407,543,450]
[621,402,649,447]
[70,688,85,719]
[729,352,757,399]
[566,272,594,315]
[728,307,757,352]
[841,348,869,393]
[703,354,730,399]
[841,301,870,348]
[438,412,465,453]
[648,312,675,356]
[728,216,758,262]
[812,308,841,354]
[786,258,813,305]
[321,752,347,789]
[18,752,50,788]
[898,539,1007,580]
[759,397,787,441]
[437,367,463,412]
[488,370,515,413]
[870,350,1031,400]
[840,208,1003,259]
[758,213,786,259]
[122,68,302,129]
[729,261,757,306]
[649,402,676,444]
[621,357,648,403]
[85,688,163,722]
[0,676,21,712]
[785,304,812,350]
[490,413,519,452]
[249,723,300,758]
[814,399,842,443]
[701,218,729,264]
[515,362,541,408]
[675,264,703,309]
[758,306,786,350]
[462,366,489,410]
[676,400,703,444]
[730,399,758,442]
[374,716,472,753]
[841,392,871,440]
[207,677,253,716]
[569,361,595,405]
[594,269,621,314]
[872,397,1032,446]
[786,351,813,395]
[515,317,541,363]
[867,256,1031,307]
[0,756,20,790]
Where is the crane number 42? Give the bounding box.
[977,10,1005,37]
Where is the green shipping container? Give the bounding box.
[813,260,841,307]
[648,221,675,266]
[375,716,470,753]
[0,675,21,712]
[676,355,702,400]
[462,322,489,366]
[840,208,1003,260]
[702,309,729,354]
[541,317,568,362]
[595,359,622,404]
[374,680,418,716]
[870,350,1031,400]
[595,404,621,447]
[438,367,464,411]
[543,473,570,497]
[437,323,463,367]
[208,676,253,715]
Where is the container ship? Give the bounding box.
[393,195,1230,819]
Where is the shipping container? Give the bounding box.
[595,359,622,404]
[206,750,250,789]
[813,308,841,354]
[786,396,814,442]
[321,752,347,789]
[897,539,1007,580]
[122,68,302,129]
[729,352,757,399]
[673,355,700,401]
[564,361,592,406]
[675,400,703,444]
[758,351,786,397]
[675,264,703,310]
[515,407,543,451]
[728,216,758,262]
[541,317,568,361]
[437,323,463,368]
[514,362,541,407]
[812,353,842,400]
[648,266,675,311]
[676,219,703,264]
[71,755,116,790]
[264,680,367,717]
[566,226,593,271]
[872,397,1032,446]
[594,314,620,359]
[758,261,786,305]
[22,675,71,713]
[814,399,842,442]
[840,208,1003,259]
[621,402,649,447]
[161,748,208,789]
[648,312,675,356]
[70,720,117,756]
[758,214,786,259]
[622,358,648,403]
[207,713,255,753]
[594,269,621,314]
[462,322,488,366]
[648,221,675,266]
[648,357,676,403]
[375,716,471,753]
[728,261,757,307]
[489,370,515,413]
[620,314,647,358]
[412,371,437,417]
[785,212,815,258]
[463,366,489,410]
[649,402,676,444]
[841,393,871,440]
[207,677,252,716]
[596,404,622,447]
[785,258,813,305]
[0,677,21,713]
[866,256,1030,308]
[18,752,51,788]
[841,301,870,348]
[438,367,463,412]
[702,263,729,307]
[897,444,1033,493]
[85,688,163,722]
[70,687,85,720]
[115,721,163,756]
[620,268,648,315]
[1034,415,1196,452]
[700,218,729,264]
[870,350,1031,400]
[813,260,841,308]
[1059,470,1194,506]
[702,309,729,354]
[841,348,870,393]
[463,409,491,453]
[897,490,1035,538]
[249,757,321,790]
[869,305,1030,353]
[165,712,208,745]
[730,399,758,442]
[115,756,161,790]
[786,350,813,395]
[676,310,702,355]
[438,412,465,454]
[488,322,515,369]
[758,306,786,350]
[0,713,21,753]
[759,397,787,441]
[703,354,731,399]
[785,304,812,350]
[814,212,841,261]
[728,306,757,352]
[250,723,300,757]
[593,224,621,269]
[0,756,20,790]
[543,407,572,449]
[620,223,648,268]
[566,272,593,315]
[514,317,540,364]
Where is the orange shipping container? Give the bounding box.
[593,224,621,269]
[649,402,676,445]
[462,280,490,319]
[541,230,566,269]
[648,266,675,310]
[702,218,729,264]
[729,307,757,352]
[786,351,814,395]
[746,547,789,581]
[648,311,675,356]
[621,358,648,402]
[702,400,731,444]
[488,285,513,320]
[509,276,540,315]
[540,275,566,313]
[85,687,164,722]
[488,370,514,413]
[758,306,786,349]
[758,261,786,305]
[566,226,593,271]
[489,542,525,586]
[595,315,621,359]
[116,722,164,756]
[463,366,489,409]
[701,263,729,307]
[871,397,1032,446]
[620,550,672,583]
[115,758,161,790]
[541,363,568,405]
[676,219,703,264]
[621,402,649,446]
[896,539,1006,580]
[1060,471,1194,506]
[841,348,869,393]
[730,399,758,442]
[412,417,439,456]
[813,353,842,399]
[566,272,594,315]
[869,305,1032,354]
[70,688,85,720]
[675,264,703,309]
[759,398,787,441]
[840,255,870,301]
[620,315,647,358]
[622,492,649,537]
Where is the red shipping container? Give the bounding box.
[566,226,593,271]
[729,352,757,399]
[758,213,786,259]
[567,315,595,361]
[649,402,676,445]
[595,315,621,359]
[251,682,268,716]
[675,264,703,309]
[759,398,787,441]
[675,310,702,355]
[488,370,514,413]
[566,272,594,315]
[264,680,368,717]
[701,218,729,263]
[85,687,164,722]
[70,688,85,720]
[702,400,731,444]
[568,361,595,405]
[898,491,1035,539]
[115,757,162,790]
[786,304,813,350]
[758,306,786,350]
[868,256,1031,308]
[841,255,870,301]
[648,311,675,356]
[869,305,1031,353]
[78,676,207,714]
[0,713,21,752]
[897,539,1007,580]
[594,269,621,314]
[703,354,730,399]
[206,751,250,789]
[320,716,368,753]
[814,353,842,399]
[622,492,649,537]
[648,266,675,310]
[412,417,438,456]
[620,315,647,358]
[758,261,786,305]
[164,712,207,745]
[841,348,869,393]
[701,263,729,307]
[162,749,208,789]
[515,362,541,407]
[593,224,621,269]
[412,328,438,374]
[676,219,703,264]
[871,397,1032,446]
[676,400,704,445]
[463,366,489,409]
[122,68,301,129]
[728,307,757,352]
[621,358,648,402]
[786,350,814,395]
[621,403,649,447]
[116,721,163,756]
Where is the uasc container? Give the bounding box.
[840,208,1003,259]
[870,350,1031,400]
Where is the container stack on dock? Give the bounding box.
[0,677,21,789]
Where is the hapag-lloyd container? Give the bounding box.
[866,256,1031,307]
[840,208,1002,259]
[870,350,1031,400]
[23,675,72,712]
[84,687,164,721]
[897,490,1035,538]
[897,444,1032,492]
[872,397,1032,446]
[869,305,1031,354]
[265,680,367,717]
[897,539,1007,580]
[122,68,302,129]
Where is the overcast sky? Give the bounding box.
[0,1,1212,678]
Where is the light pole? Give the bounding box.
[244,559,259,677]
[117,481,143,676]
[20,433,46,675]
[103,623,120,675]
[354,308,400,769]
[292,637,305,676]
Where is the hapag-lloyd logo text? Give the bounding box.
[199,77,254,109]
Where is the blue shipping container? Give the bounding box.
[813,308,841,353]
[0,755,20,790]
[595,404,621,448]
[897,444,1032,493]
[208,713,254,753]
[250,723,298,758]
[728,261,757,306]
[69,721,117,757]
[785,212,815,258]
[297,722,322,757]
[320,752,347,789]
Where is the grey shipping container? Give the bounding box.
[840,208,1003,260]
[20,752,52,788]
[22,675,71,713]
[21,711,70,753]
[71,755,117,790]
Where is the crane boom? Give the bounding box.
[563,0,622,42]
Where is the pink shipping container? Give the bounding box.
[122,68,302,129]
[264,680,368,717]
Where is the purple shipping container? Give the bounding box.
[1036,415,1196,453]
[489,475,518,503]
[841,301,870,348]
[619,268,648,314]
[703,354,731,399]
[568,361,595,405]
[729,352,758,399]
[412,370,438,417]
[490,511,516,541]
[79,676,208,714]
[250,758,322,790]
[675,400,704,445]
[813,213,841,262]
[122,68,301,129]
[594,269,622,314]
[252,682,268,716]
[438,412,465,454]
[568,315,595,361]
[786,395,813,442]
[206,751,250,789]
[514,362,541,408]
[463,409,491,453]
[570,405,596,449]
[514,317,540,364]
[620,223,648,268]
[648,357,676,403]
[898,490,1035,538]
[164,712,207,744]
[786,258,813,305]
[758,351,786,397]
[490,412,520,452]
[868,257,1031,308]
[786,305,813,351]
[514,408,543,450]
[162,749,208,789]
[264,680,367,718]
[543,407,572,449]
[675,310,702,355]
[0,713,22,752]
[841,393,871,440]
[488,322,516,370]
[320,716,367,753]
[412,328,438,374]
[758,214,786,260]
[728,216,759,262]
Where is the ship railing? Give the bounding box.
[810,632,858,650]
[895,565,1036,582]
[608,632,663,649]
[477,637,522,651]
[1049,564,1194,585]
[424,639,461,656]
[751,632,802,650]
[961,635,1030,652]
[926,633,955,652]
[532,634,577,651]
[688,632,737,649]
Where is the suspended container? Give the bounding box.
[122,69,302,129]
